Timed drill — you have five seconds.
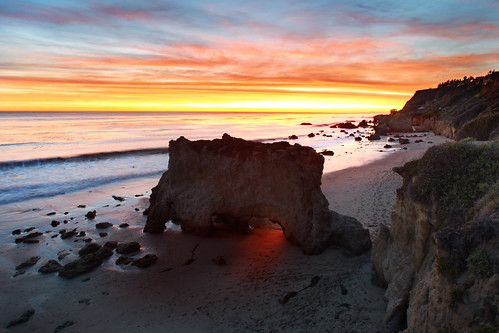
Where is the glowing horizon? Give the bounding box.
[0,1,498,112]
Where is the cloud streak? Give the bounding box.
[0,0,498,111]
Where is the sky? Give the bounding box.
[0,0,498,112]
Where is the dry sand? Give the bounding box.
[0,134,450,333]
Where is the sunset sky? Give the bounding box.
[1,0,498,112]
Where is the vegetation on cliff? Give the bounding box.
[376,141,499,332]
[377,70,499,140]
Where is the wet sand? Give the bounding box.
[0,134,449,333]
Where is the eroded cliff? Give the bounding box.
[373,142,499,332]
[375,71,499,140]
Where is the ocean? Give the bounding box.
[0,111,392,207]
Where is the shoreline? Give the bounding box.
[0,134,450,332]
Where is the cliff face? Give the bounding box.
[375,71,499,140]
[145,134,371,255]
[372,142,499,332]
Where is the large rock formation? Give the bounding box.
[145,134,371,255]
[374,71,499,140]
[372,142,499,332]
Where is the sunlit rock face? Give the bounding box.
[145,134,371,255]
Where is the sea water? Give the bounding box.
[0,111,392,206]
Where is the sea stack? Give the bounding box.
[145,134,371,255]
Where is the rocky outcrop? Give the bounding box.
[372,141,499,332]
[375,71,499,140]
[145,134,371,255]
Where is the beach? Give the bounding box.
[0,133,449,333]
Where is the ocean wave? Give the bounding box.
[0,147,169,171]
[0,170,162,206]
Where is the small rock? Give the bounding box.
[384,144,392,149]
[54,321,75,332]
[288,135,298,140]
[60,230,77,239]
[46,212,56,216]
[415,139,424,143]
[79,242,101,256]
[99,232,108,237]
[22,239,39,244]
[95,222,113,229]
[357,120,369,128]
[119,223,129,228]
[39,260,63,274]
[16,256,40,270]
[116,241,141,254]
[24,227,36,232]
[307,132,315,138]
[85,210,96,219]
[104,241,118,249]
[388,137,396,142]
[398,138,410,144]
[116,256,133,265]
[354,137,362,141]
[112,195,125,202]
[59,247,113,279]
[320,150,335,156]
[77,205,86,208]
[213,256,227,265]
[300,122,312,125]
[15,232,43,243]
[77,231,86,237]
[134,208,140,212]
[6,308,35,328]
[64,212,69,215]
[368,134,381,141]
[12,229,21,235]
[51,220,60,227]
[135,194,144,197]
[132,254,158,268]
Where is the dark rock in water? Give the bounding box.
[77,204,86,208]
[300,122,312,125]
[119,223,129,228]
[59,247,113,279]
[288,134,298,140]
[415,139,424,143]
[135,194,144,197]
[96,222,113,229]
[16,256,40,270]
[85,210,96,219]
[335,122,357,129]
[104,241,118,249]
[51,220,60,227]
[60,230,77,239]
[116,241,141,254]
[132,254,158,268]
[112,195,125,202]
[354,137,362,141]
[134,208,140,212]
[12,229,21,235]
[15,232,43,243]
[320,150,335,156]
[79,242,101,256]
[358,120,369,128]
[47,212,56,216]
[145,134,372,255]
[77,231,86,237]
[398,138,410,144]
[116,256,133,265]
[99,232,108,237]
[368,134,381,141]
[307,132,315,138]
[6,308,35,328]
[64,212,69,215]
[24,227,35,232]
[388,137,396,142]
[39,260,63,274]
[22,239,39,244]
[384,144,393,149]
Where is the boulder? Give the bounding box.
[144,134,371,255]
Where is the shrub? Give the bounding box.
[467,249,497,278]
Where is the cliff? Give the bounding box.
[372,141,499,332]
[375,71,499,140]
[145,134,371,255]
